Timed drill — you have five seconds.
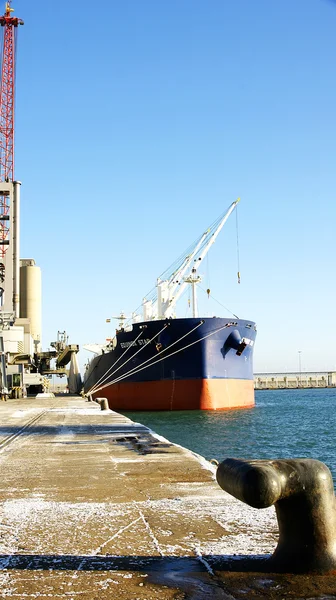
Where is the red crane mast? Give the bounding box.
[0,0,23,258]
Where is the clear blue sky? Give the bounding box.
[12,0,336,373]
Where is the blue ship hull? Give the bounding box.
[84,317,256,410]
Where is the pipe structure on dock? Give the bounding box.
[216,457,336,573]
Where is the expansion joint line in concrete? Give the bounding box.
[92,516,143,556]
[194,544,214,575]
[137,508,165,557]
[73,515,144,575]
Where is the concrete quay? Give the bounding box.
[254,371,336,390]
[0,396,335,599]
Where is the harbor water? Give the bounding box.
[123,388,336,483]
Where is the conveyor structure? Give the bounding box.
[33,332,81,394]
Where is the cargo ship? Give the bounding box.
[83,199,256,410]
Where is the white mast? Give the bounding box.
[156,228,210,319]
[111,311,128,330]
[184,267,201,317]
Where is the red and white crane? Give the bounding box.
[0,0,23,316]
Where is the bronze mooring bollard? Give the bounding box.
[216,458,336,573]
[96,397,109,411]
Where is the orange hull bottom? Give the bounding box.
[93,379,255,411]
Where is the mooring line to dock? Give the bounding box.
[87,330,145,395]
[91,321,234,396]
[88,323,168,396]
[90,321,205,396]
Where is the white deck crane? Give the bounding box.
[147,198,240,320]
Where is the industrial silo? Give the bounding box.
[19,259,42,351]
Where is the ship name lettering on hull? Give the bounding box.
[120,339,151,349]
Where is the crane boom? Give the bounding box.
[164,228,210,297]
[191,198,240,270]
[163,198,240,317]
[151,198,240,320]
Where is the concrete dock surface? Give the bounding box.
[0,395,335,599]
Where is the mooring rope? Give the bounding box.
[87,324,168,396]
[91,321,233,396]
[87,329,144,395]
[88,321,203,396]
[107,320,204,385]
[109,321,231,387]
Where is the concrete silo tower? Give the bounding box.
[19,259,42,351]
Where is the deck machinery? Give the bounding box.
[0,2,80,398]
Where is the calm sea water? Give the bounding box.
[123,388,336,483]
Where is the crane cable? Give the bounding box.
[236,205,241,284]
[199,285,239,319]
[206,253,210,298]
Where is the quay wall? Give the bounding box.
[254,371,336,390]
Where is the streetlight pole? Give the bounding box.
[298,351,302,387]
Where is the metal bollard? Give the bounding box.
[95,397,109,411]
[216,458,336,573]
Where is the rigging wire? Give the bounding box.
[187,286,191,314]
[122,202,238,327]
[199,285,239,319]
[206,253,210,298]
[236,204,241,284]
